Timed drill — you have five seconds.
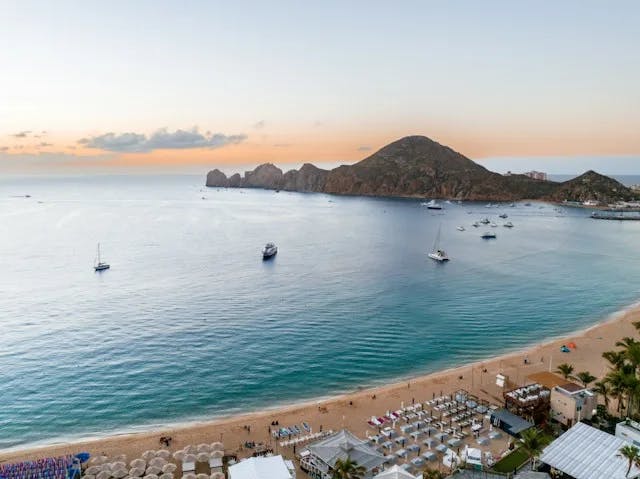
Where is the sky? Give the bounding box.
[1,0,639,174]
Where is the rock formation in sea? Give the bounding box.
[206,135,634,203]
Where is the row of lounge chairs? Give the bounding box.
[279,430,334,448]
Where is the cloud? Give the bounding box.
[253,120,265,129]
[78,127,247,153]
[273,143,292,148]
[357,145,372,152]
[37,142,53,147]
[11,130,31,138]
[0,146,8,151]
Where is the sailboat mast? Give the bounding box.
[432,225,441,252]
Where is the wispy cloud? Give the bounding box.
[11,130,31,138]
[0,146,9,152]
[37,142,53,148]
[357,145,372,152]
[78,127,247,153]
[253,120,265,129]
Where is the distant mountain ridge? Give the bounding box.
[206,135,635,203]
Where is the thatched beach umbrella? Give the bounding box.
[209,443,223,451]
[84,475,96,479]
[114,455,128,463]
[196,453,209,463]
[184,445,197,455]
[210,473,225,479]
[130,459,146,469]
[129,468,145,477]
[142,451,156,461]
[172,451,185,461]
[113,469,128,479]
[145,466,162,476]
[159,474,173,479]
[86,466,102,475]
[113,462,127,471]
[196,444,210,453]
[149,458,167,468]
[143,474,159,479]
[155,450,170,460]
[182,473,197,479]
[183,454,196,464]
[209,451,223,459]
[196,474,209,479]
[96,470,112,479]
[162,464,177,474]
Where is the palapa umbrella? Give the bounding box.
[113,469,129,479]
[130,459,146,469]
[182,474,197,479]
[155,450,170,460]
[145,466,162,475]
[184,445,197,455]
[209,451,223,459]
[209,443,223,451]
[142,451,157,461]
[149,458,166,468]
[144,475,159,479]
[210,473,225,479]
[100,464,114,473]
[159,474,173,479]
[183,454,197,464]
[162,464,177,474]
[96,470,112,479]
[196,453,209,463]
[196,444,210,453]
[196,474,209,479]
[114,455,128,463]
[84,475,96,479]
[113,462,127,471]
[172,451,185,461]
[86,466,102,475]
[129,468,145,477]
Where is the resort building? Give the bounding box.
[228,455,295,479]
[524,171,548,181]
[616,418,640,446]
[540,422,640,479]
[503,383,551,423]
[489,408,533,437]
[527,372,596,427]
[299,429,386,479]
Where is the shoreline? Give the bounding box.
[3,298,639,464]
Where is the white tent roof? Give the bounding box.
[540,422,640,479]
[373,465,418,479]
[308,429,386,472]
[228,456,292,479]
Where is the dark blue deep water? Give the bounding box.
[1,175,639,450]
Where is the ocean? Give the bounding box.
[1,174,640,450]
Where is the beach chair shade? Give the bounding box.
[146,466,162,475]
[87,466,102,475]
[172,451,185,461]
[196,474,209,479]
[113,470,128,479]
[184,446,197,455]
[159,474,173,479]
[129,468,145,477]
[142,451,156,461]
[196,453,209,463]
[210,473,225,479]
[182,474,197,479]
[197,444,210,453]
[210,442,224,451]
[144,475,159,479]
[149,458,166,468]
[210,451,224,459]
[97,471,112,479]
[84,475,96,479]
[183,455,196,463]
[155,451,170,460]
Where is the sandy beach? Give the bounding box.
[3,301,638,468]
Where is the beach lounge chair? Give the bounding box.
[400,424,414,434]
[400,464,413,473]
[423,438,436,448]
[409,431,423,441]
[447,438,462,448]
[488,431,502,440]
[410,457,425,467]
[435,444,447,453]
[395,449,408,459]
[381,441,394,450]
[422,451,437,462]
[476,437,489,446]
[395,436,407,446]
[406,444,420,454]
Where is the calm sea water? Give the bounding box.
[1,174,640,450]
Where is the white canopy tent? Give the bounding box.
[228,456,292,479]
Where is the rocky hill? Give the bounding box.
[206,135,634,203]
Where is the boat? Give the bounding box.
[498,213,508,219]
[94,243,110,271]
[509,203,515,207]
[472,222,479,227]
[485,203,492,208]
[504,222,514,228]
[428,224,449,262]
[262,242,278,259]
[490,222,497,227]
[425,200,442,210]
[457,226,465,231]
[480,218,490,224]
[481,232,497,239]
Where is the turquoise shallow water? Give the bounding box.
[1,174,640,450]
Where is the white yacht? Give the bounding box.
[94,243,110,271]
[481,231,497,239]
[457,226,465,231]
[504,222,514,228]
[428,224,449,262]
[480,218,490,224]
[490,222,498,227]
[262,242,278,259]
[426,200,442,210]
[472,222,480,228]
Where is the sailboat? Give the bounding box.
[94,243,110,271]
[428,224,449,262]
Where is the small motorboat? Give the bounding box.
[498,213,508,219]
[425,200,442,210]
[490,223,498,227]
[457,226,465,231]
[509,203,515,207]
[472,222,479,228]
[262,242,278,259]
[481,232,497,239]
[504,222,514,228]
[480,218,490,224]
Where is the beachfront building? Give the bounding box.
[228,455,295,479]
[540,422,640,478]
[524,171,548,181]
[616,418,640,446]
[527,372,596,427]
[299,429,386,479]
[489,408,533,437]
[503,383,550,424]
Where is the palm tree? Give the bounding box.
[520,428,548,470]
[632,320,640,332]
[603,350,626,370]
[332,458,366,479]
[555,363,575,380]
[616,337,638,348]
[619,444,640,477]
[422,468,445,479]
[607,369,631,414]
[593,380,611,409]
[575,371,597,388]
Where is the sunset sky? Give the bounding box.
[1,1,639,174]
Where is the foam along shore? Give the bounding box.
[3,302,639,466]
